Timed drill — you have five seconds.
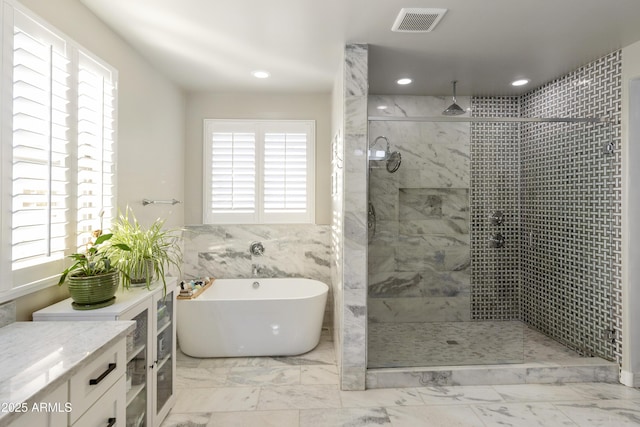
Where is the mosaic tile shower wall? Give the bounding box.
[470,97,521,320]
[519,51,622,361]
[469,51,622,361]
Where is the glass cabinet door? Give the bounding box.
[155,289,174,418]
[126,308,148,427]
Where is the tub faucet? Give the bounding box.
[252,264,261,277]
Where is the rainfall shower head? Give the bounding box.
[443,80,465,116]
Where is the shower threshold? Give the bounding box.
[366,322,618,389]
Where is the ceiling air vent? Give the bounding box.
[391,8,447,32]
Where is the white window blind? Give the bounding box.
[263,131,307,212]
[76,53,116,250]
[203,120,315,224]
[1,1,118,296]
[11,11,70,277]
[209,130,256,214]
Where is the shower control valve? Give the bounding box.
[489,210,505,226]
[489,233,505,249]
[250,241,264,256]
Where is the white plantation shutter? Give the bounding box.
[203,120,314,224]
[76,53,116,249]
[0,1,118,295]
[10,11,70,279]
[210,131,256,213]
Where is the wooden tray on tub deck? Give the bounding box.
[177,277,214,300]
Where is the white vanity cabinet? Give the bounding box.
[33,280,177,427]
[0,322,133,427]
[8,338,127,427]
[7,382,68,427]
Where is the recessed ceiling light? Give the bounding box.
[252,70,270,79]
[377,105,388,110]
[511,79,530,87]
[397,78,412,85]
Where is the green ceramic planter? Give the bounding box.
[67,270,119,309]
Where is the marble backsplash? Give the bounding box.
[0,301,15,328]
[182,224,332,326]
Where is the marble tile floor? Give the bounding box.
[163,331,640,427]
[368,321,584,368]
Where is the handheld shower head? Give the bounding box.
[443,80,465,116]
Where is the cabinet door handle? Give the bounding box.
[107,417,116,427]
[89,363,117,385]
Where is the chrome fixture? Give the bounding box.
[369,136,402,173]
[442,80,465,116]
[249,241,264,256]
[252,264,262,277]
[489,210,505,226]
[142,198,181,206]
[369,136,390,160]
[386,151,402,173]
[489,233,505,248]
[368,116,616,123]
[368,201,376,239]
[604,139,615,155]
[252,281,260,289]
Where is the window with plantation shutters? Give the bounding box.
[1,1,118,296]
[203,120,315,224]
[76,53,117,250]
[9,9,70,286]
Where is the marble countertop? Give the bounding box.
[0,321,135,426]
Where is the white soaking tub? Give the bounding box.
[177,278,328,357]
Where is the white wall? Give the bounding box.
[15,0,186,319]
[20,0,186,229]
[184,92,331,225]
[622,39,640,386]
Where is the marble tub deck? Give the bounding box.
[163,331,638,427]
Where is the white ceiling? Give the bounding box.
[80,0,640,96]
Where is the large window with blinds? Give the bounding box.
[0,1,117,297]
[203,120,315,224]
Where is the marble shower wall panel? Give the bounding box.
[367,96,471,327]
[182,224,332,327]
[368,95,471,118]
[340,44,369,390]
[369,121,471,189]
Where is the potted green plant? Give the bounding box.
[106,207,182,292]
[58,231,130,310]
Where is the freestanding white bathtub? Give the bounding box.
[177,278,328,358]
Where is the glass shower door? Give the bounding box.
[366,118,525,368]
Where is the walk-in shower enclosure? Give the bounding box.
[366,50,621,369]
